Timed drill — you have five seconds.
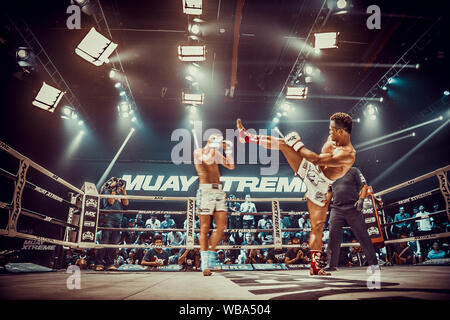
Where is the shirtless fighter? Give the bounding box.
[237,113,355,275]
[193,133,235,276]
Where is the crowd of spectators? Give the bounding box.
[62,196,449,270]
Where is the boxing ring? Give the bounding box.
[0,140,449,300]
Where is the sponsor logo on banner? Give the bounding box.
[85,199,98,208]
[365,217,376,224]
[84,210,96,218]
[83,221,95,227]
[9,160,29,232]
[362,208,374,215]
[272,201,282,248]
[367,226,380,236]
[121,175,306,194]
[82,231,94,241]
[22,240,56,251]
[34,187,64,202]
[0,141,10,151]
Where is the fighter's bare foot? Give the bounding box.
[203,269,212,276]
[309,268,331,276]
[237,118,244,131]
[237,119,259,144]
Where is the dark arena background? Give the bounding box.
[0,0,449,310]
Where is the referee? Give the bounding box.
[325,167,378,270]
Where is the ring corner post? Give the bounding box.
[77,182,99,247]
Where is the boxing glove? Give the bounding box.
[284,131,304,151]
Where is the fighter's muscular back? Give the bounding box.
[318,136,356,181]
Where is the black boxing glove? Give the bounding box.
[354,198,364,212]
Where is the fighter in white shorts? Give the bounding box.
[237,113,356,275]
[193,133,235,276]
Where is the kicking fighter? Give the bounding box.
[193,133,235,276]
[237,113,355,275]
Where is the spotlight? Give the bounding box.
[369,114,377,121]
[273,118,280,123]
[382,86,387,91]
[305,76,312,83]
[109,69,117,79]
[16,47,36,72]
[115,82,122,88]
[182,0,202,15]
[356,118,361,123]
[314,32,339,49]
[185,75,194,81]
[119,102,130,112]
[387,78,394,84]
[182,92,204,105]
[63,107,72,116]
[119,91,126,97]
[71,113,78,120]
[78,120,84,126]
[280,102,291,112]
[367,105,376,115]
[16,48,28,59]
[415,64,420,69]
[131,117,137,122]
[411,132,416,137]
[444,90,449,96]
[32,82,65,113]
[75,27,117,66]
[178,44,206,62]
[189,23,201,35]
[439,115,443,120]
[336,0,347,9]
[187,64,200,76]
[277,112,282,117]
[305,65,314,75]
[379,97,384,103]
[286,86,308,100]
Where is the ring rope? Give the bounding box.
[0,167,80,209]
[0,140,84,195]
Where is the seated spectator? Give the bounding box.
[258,219,273,245]
[177,245,200,270]
[391,207,412,238]
[237,249,247,264]
[245,249,266,264]
[75,251,88,270]
[126,250,139,265]
[348,240,367,267]
[242,233,259,245]
[120,219,140,246]
[266,247,287,264]
[241,194,256,228]
[217,250,227,264]
[300,241,310,263]
[285,237,306,264]
[167,231,184,247]
[415,204,433,235]
[160,214,176,244]
[281,216,292,244]
[427,242,446,260]
[141,235,170,267]
[257,215,269,229]
[392,234,413,265]
[145,215,161,231]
